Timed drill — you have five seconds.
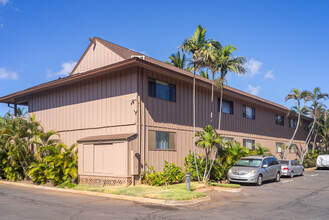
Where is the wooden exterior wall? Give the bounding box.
[139,68,310,171]
[71,41,123,75]
[29,67,138,146]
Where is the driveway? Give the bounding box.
[0,169,329,220]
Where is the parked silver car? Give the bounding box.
[228,155,281,186]
[279,160,304,178]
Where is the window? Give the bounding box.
[268,158,275,166]
[276,142,284,153]
[148,78,176,102]
[262,159,269,167]
[275,114,284,126]
[218,99,234,114]
[289,144,296,153]
[148,130,176,150]
[289,118,297,128]
[242,105,255,119]
[243,139,255,150]
[223,137,234,145]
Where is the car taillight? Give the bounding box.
[283,167,289,170]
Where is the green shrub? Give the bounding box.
[142,161,184,186]
[184,152,207,181]
[28,144,78,187]
[302,150,319,168]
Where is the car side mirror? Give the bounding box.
[262,164,268,168]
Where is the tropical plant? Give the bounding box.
[166,51,188,70]
[142,161,184,186]
[195,125,222,181]
[300,88,328,164]
[282,89,308,159]
[206,45,247,178]
[181,25,211,182]
[252,144,271,155]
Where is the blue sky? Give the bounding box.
[0,0,329,115]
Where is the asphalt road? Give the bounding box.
[0,169,329,220]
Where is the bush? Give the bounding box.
[302,150,319,168]
[28,144,78,187]
[142,161,184,186]
[0,110,78,187]
[184,152,207,181]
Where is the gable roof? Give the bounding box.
[0,36,303,118]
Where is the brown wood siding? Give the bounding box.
[30,68,138,146]
[72,41,124,75]
[140,68,309,171]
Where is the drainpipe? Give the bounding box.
[14,103,17,117]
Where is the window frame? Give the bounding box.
[243,139,255,150]
[242,105,255,119]
[148,78,176,102]
[218,99,234,115]
[276,142,284,153]
[275,114,285,126]
[289,144,296,154]
[289,118,297,128]
[148,130,177,151]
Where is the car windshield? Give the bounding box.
[279,160,289,165]
[235,159,262,167]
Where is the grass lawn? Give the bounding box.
[73,182,207,201]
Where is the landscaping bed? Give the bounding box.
[73,182,207,201]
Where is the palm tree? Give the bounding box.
[282,89,308,159]
[181,25,211,182]
[253,144,271,155]
[166,51,188,70]
[205,45,247,180]
[195,125,222,182]
[216,45,247,132]
[300,88,328,164]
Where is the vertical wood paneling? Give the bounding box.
[72,41,124,75]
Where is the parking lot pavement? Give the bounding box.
[1,169,329,220]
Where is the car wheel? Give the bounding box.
[290,171,294,178]
[275,172,280,182]
[256,175,263,186]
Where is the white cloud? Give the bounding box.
[265,70,275,80]
[245,59,262,76]
[247,85,261,96]
[0,68,18,80]
[47,61,77,78]
[0,0,9,6]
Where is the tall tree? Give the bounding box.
[282,89,308,159]
[181,25,211,182]
[166,51,188,70]
[205,45,247,180]
[300,88,328,164]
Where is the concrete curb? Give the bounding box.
[213,187,242,193]
[305,167,316,172]
[0,180,210,206]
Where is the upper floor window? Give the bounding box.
[148,78,176,102]
[289,118,297,128]
[218,99,234,114]
[275,114,284,126]
[242,105,255,119]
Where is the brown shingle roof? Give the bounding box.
[94,37,290,112]
[0,36,298,116]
